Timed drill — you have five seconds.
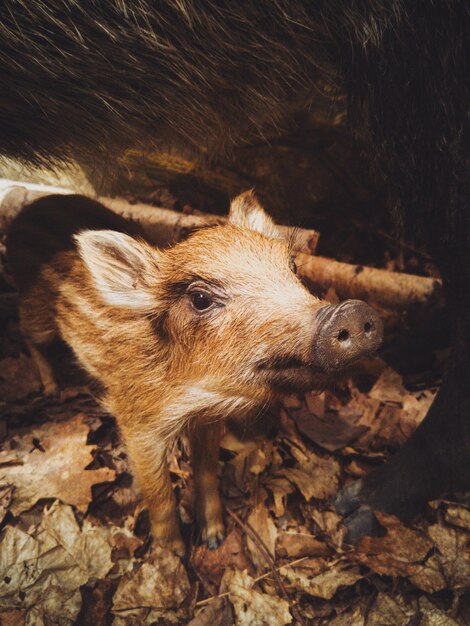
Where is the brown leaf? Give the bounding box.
[0,610,26,626]
[366,593,416,626]
[276,532,330,559]
[0,415,115,515]
[112,547,191,624]
[418,597,461,626]
[222,434,270,494]
[290,405,368,452]
[76,578,119,626]
[369,368,406,404]
[281,452,340,501]
[410,524,470,593]
[246,502,277,573]
[263,477,295,518]
[354,513,437,584]
[192,528,254,589]
[352,369,435,448]
[310,509,343,537]
[445,504,470,531]
[328,606,364,626]
[401,392,434,436]
[222,568,291,626]
[280,558,362,600]
[0,485,13,524]
[246,446,271,476]
[188,599,233,626]
[0,501,114,624]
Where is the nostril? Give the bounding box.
[364,321,373,334]
[338,329,350,342]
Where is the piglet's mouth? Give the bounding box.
[256,355,333,393]
[257,355,329,379]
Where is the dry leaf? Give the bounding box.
[188,599,233,626]
[445,504,470,531]
[418,597,461,626]
[0,501,114,624]
[263,477,295,518]
[0,485,13,524]
[369,368,406,404]
[247,447,271,476]
[0,414,115,515]
[192,528,253,589]
[290,405,368,452]
[366,593,415,626]
[276,532,329,559]
[410,524,470,593]
[246,502,277,572]
[329,607,364,626]
[222,435,270,494]
[350,369,435,449]
[356,515,470,595]
[310,509,343,537]
[112,547,191,625]
[280,558,362,600]
[222,568,291,626]
[281,452,339,501]
[366,593,460,626]
[354,513,432,579]
[401,391,434,436]
[0,610,26,626]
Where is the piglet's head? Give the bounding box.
[75,192,382,398]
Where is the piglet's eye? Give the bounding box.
[190,292,214,312]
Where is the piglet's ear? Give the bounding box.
[228,190,280,238]
[75,230,161,310]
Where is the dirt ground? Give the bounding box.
[0,184,469,626]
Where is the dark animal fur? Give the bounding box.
[1,0,470,532]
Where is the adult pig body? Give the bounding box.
[1,1,470,537]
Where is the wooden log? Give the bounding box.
[0,180,441,309]
[0,180,319,254]
[295,253,442,309]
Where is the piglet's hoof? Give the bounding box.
[153,532,186,559]
[202,523,225,550]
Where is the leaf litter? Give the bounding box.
[1,227,467,625]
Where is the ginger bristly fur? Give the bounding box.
[7,191,331,554]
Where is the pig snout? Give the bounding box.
[314,300,383,371]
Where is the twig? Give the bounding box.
[226,506,305,626]
[194,555,310,608]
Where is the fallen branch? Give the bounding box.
[0,179,319,254]
[295,253,442,310]
[0,179,441,309]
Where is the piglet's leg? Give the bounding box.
[190,421,225,549]
[25,340,59,396]
[123,428,185,556]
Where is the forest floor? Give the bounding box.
[0,187,469,626]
